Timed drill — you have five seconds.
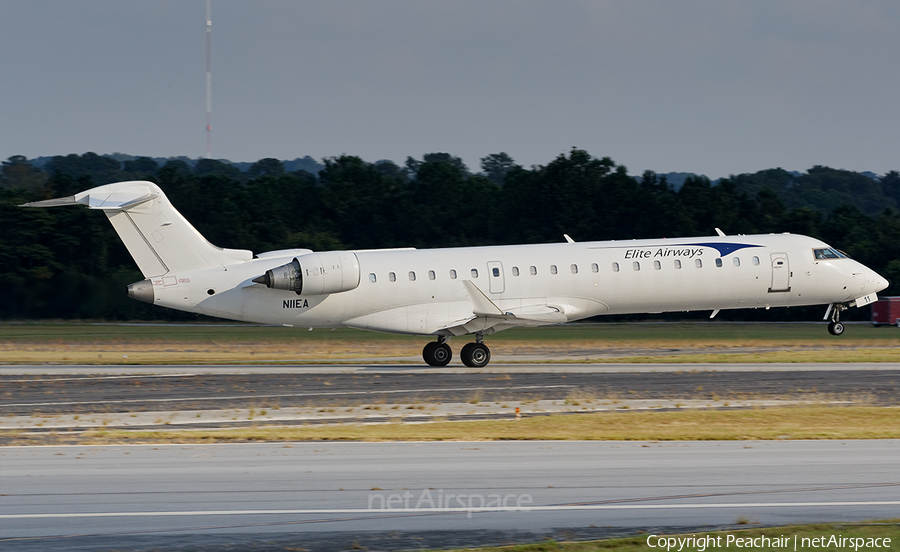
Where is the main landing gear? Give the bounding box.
[422,337,452,367]
[422,335,492,367]
[826,303,847,336]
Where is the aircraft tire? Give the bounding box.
[423,342,452,367]
[461,342,491,368]
[828,321,845,336]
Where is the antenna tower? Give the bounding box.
[205,0,212,158]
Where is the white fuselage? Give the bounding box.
[23,181,888,341]
[152,233,886,336]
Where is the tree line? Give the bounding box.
[1,150,898,321]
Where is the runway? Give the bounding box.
[2,441,898,551]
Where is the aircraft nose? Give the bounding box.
[873,273,889,293]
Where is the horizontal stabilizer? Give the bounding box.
[74,183,156,210]
[20,184,157,211]
[20,196,78,208]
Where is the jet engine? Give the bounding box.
[253,251,360,295]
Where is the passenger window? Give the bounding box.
[591,263,599,273]
[550,265,558,275]
[530,266,537,275]
[449,269,457,279]
[471,268,479,278]
[752,256,760,266]
[492,267,500,277]
[512,266,520,276]
[653,260,661,270]
[733,258,740,267]
[674,260,682,269]
[408,271,416,281]
[388,272,396,282]
[612,262,620,272]
[715,258,723,268]
[368,273,376,283]
[633,261,640,271]
[428,270,436,280]
[570,264,578,274]
[695,259,702,268]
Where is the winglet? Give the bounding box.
[461,281,504,316]
[563,234,575,243]
[715,228,726,237]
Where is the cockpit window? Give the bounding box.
[813,248,848,260]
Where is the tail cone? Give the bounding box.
[252,274,270,286]
[127,279,155,304]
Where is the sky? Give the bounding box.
[1,0,898,178]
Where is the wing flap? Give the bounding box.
[461,280,568,324]
[504,305,568,324]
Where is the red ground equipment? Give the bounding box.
[871,296,900,327]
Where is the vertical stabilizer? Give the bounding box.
[22,180,252,278]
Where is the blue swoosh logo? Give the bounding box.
[685,242,763,257]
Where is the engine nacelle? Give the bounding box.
[253,251,360,295]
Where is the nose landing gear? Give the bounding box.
[825,303,847,336]
[827,321,844,336]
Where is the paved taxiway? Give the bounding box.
[2,441,898,551]
[3,363,898,436]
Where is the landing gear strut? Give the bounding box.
[460,334,491,368]
[826,303,847,336]
[423,337,452,367]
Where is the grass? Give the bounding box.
[0,322,897,364]
[14,406,898,444]
[432,522,900,552]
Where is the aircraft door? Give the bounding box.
[487,261,505,294]
[769,253,791,292]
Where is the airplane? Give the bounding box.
[23,180,889,367]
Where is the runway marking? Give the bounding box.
[4,502,899,519]
[0,384,576,408]
[1,374,197,383]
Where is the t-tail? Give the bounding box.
[21,180,252,299]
